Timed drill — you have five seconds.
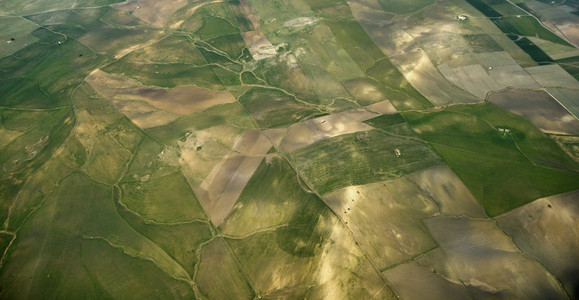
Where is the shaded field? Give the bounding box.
[557,55,579,80]
[488,88,579,134]
[496,190,579,298]
[225,208,395,299]
[424,216,567,298]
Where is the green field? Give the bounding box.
[377,0,435,14]
[0,0,577,298]
[403,102,579,216]
[238,87,320,128]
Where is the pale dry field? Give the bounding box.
[113,0,191,28]
[495,190,579,298]
[323,178,438,269]
[365,100,398,114]
[488,89,579,135]
[322,164,486,270]
[195,130,272,226]
[526,64,579,89]
[346,0,484,105]
[179,124,244,188]
[424,216,567,299]
[438,51,544,98]
[86,70,236,116]
[226,210,396,299]
[384,261,471,300]
[342,79,386,105]
[110,100,180,129]
[405,165,487,218]
[279,109,378,153]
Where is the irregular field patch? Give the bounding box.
[290,129,443,194]
[495,190,579,298]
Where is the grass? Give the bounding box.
[116,198,212,276]
[0,0,123,15]
[240,71,263,85]
[0,78,57,108]
[0,16,39,58]
[1,173,195,298]
[205,33,246,59]
[5,134,84,232]
[145,102,255,144]
[227,0,254,32]
[557,55,579,80]
[103,61,223,90]
[138,35,208,65]
[403,102,579,216]
[0,106,73,185]
[433,146,579,216]
[463,34,504,53]
[0,108,58,132]
[120,171,207,223]
[364,113,406,129]
[221,156,326,236]
[0,30,110,94]
[25,9,164,57]
[502,16,572,46]
[238,87,319,128]
[377,0,435,14]
[317,18,432,110]
[195,15,240,40]
[290,130,442,194]
[196,238,255,299]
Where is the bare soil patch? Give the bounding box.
[86,69,236,116]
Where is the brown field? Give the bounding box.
[488,89,579,135]
[279,109,377,153]
[110,100,180,129]
[495,190,579,298]
[342,78,387,106]
[424,216,567,299]
[86,70,236,116]
[321,165,486,270]
[261,128,287,148]
[405,165,487,218]
[365,100,398,114]
[113,0,190,28]
[179,124,244,188]
[384,261,471,300]
[195,130,273,226]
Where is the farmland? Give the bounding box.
[0,0,578,298]
[403,102,579,216]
